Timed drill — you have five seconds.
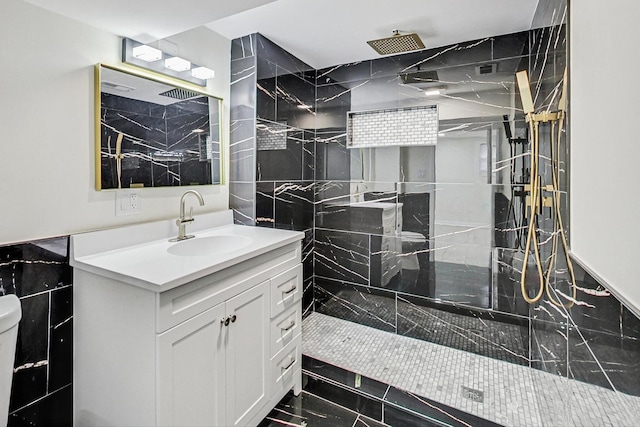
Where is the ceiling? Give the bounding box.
[22,0,540,69]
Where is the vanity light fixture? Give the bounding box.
[297,104,312,109]
[132,45,162,62]
[164,56,191,72]
[191,66,215,80]
[122,38,215,87]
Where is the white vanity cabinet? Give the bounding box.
[71,212,304,427]
[157,281,270,427]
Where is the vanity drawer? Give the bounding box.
[271,339,301,391]
[158,244,301,333]
[270,305,302,357]
[269,264,302,318]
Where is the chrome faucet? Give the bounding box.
[171,190,205,241]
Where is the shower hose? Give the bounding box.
[518,69,576,308]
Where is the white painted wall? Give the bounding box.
[570,2,640,314]
[0,0,231,245]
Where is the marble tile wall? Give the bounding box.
[0,237,73,426]
[307,0,640,402]
[230,33,317,313]
[229,1,640,407]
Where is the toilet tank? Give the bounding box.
[0,294,22,426]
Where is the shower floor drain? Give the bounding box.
[461,386,484,403]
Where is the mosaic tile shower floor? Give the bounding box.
[303,312,640,427]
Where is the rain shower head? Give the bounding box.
[367,30,425,55]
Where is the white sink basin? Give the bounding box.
[167,235,252,257]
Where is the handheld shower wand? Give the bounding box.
[515,68,576,308]
[516,70,545,304]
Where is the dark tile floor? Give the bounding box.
[258,390,392,427]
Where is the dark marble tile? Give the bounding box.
[430,260,492,309]
[0,245,22,295]
[382,405,441,427]
[302,375,383,421]
[567,328,640,396]
[48,286,72,392]
[531,319,568,377]
[230,57,257,121]
[255,34,315,81]
[315,130,350,181]
[314,229,369,285]
[257,122,303,181]
[14,293,49,365]
[256,181,275,228]
[302,278,314,318]
[314,181,350,224]
[302,130,315,181]
[622,305,640,339]
[315,83,351,126]
[229,182,255,226]
[319,203,399,236]
[9,365,47,413]
[398,192,430,236]
[18,239,70,297]
[256,77,276,121]
[494,248,535,317]
[228,118,256,183]
[303,356,389,400]
[275,70,316,130]
[314,280,397,333]
[492,31,531,60]
[257,391,358,427]
[369,234,401,289]
[8,384,72,427]
[316,61,372,86]
[231,34,255,61]
[274,181,314,231]
[397,295,530,366]
[301,229,314,283]
[566,262,622,336]
[175,156,214,187]
[257,56,278,81]
[385,387,501,427]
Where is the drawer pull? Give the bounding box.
[230,314,237,323]
[281,320,295,332]
[281,357,296,371]
[282,285,297,295]
[221,316,230,326]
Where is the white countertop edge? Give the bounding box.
[70,210,305,292]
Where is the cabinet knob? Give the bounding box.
[230,314,237,323]
[221,316,230,326]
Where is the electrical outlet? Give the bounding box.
[116,190,141,216]
[130,193,138,211]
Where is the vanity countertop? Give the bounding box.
[70,210,304,292]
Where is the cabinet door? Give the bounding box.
[225,281,270,427]
[157,301,227,427]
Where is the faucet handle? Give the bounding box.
[188,207,194,220]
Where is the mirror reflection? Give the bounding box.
[96,64,222,190]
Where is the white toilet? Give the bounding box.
[0,294,21,426]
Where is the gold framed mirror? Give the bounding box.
[95,64,223,190]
